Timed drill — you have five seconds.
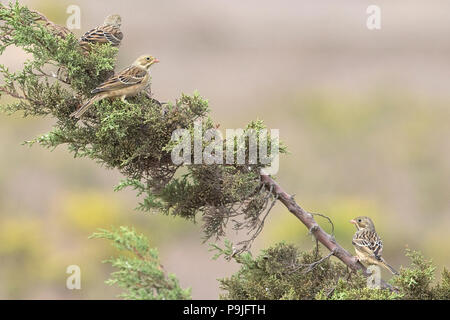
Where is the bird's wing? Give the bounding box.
[91,66,147,94]
[80,25,122,46]
[352,229,383,260]
[103,25,123,46]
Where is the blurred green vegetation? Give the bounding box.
[0,106,196,297]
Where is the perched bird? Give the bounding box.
[70,55,159,118]
[33,11,72,39]
[350,216,398,275]
[79,14,123,51]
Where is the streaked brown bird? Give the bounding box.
[33,11,72,39]
[350,216,399,275]
[70,55,159,118]
[79,14,123,51]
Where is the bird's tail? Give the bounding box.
[79,40,92,54]
[70,94,102,119]
[380,258,399,275]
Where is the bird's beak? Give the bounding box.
[349,219,357,225]
[153,58,160,64]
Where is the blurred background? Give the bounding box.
[0,0,449,299]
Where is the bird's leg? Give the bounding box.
[121,95,127,103]
[145,84,152,99]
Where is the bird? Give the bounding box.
[350,216,399,275]
[33,11,72,39]
[79,14,123,51]
[70,55,159,119]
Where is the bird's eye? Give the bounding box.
[358,219,361,222]
[146,57,150,61]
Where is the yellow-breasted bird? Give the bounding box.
[79,14,123,51]
[70,55,159,118]
[350,216,399,275]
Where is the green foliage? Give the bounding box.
[0,2,286,243]
[0,2,117,103]
[434,268,450,300]
[391,249,440,300]
[90,226,191,300]
[316,277,402,300]
[4,2,446,301]
[217,243,449,300]
[217,242,350,299]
